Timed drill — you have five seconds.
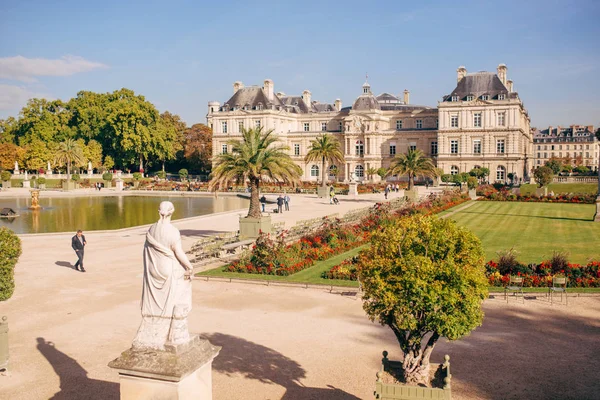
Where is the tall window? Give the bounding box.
[409,143,417,151]
[430,141,438,155]
[451,115,459,128]
[389,144,396,156]
[310,165,319,177]
[221,121,228,133]
[497,139,505,154]
[450,140,459,154]
[473,139,481,154]
[355,140,364,156]
[294,143,300,156]
[321,122,327,132]
[354,165,364,178]
[473,113,482,127]
[303,122,310,132]
[450,165,459,175]
[416,119,422,129]
[238,121,244,132]
[222,144,227,154]
[396,120,403,130]
[497,112,506,126]
[338,121,343,131]
[496,166,506,181]
[255,120,261,129]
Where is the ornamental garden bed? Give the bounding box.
[477,184,597,203]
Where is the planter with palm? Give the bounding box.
[305,134,344,198]
[387,149,436,200]
[366,167,378,182]
[210,127,301,237]
[54,139,84,191]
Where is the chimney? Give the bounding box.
[276,91,286,97]
[497,64,507,85]
[334,98,342,111]
[302,90,312,109]
[457,66,467,82]
[587,125,594,132]
[403,89,410,105]
[233,81,244,94]
[507,79,513,92]
[548,126,553,135]
[263,79,274,101]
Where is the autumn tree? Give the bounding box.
[183,123,213,175]
[0,143,25,171]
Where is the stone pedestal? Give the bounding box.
[22,180,31,188]
[116,179,124,191]
[348,182,358,196]
[239,215,271,239]
[109,335,220,400]
[594,196,600,222]
[468,188,477,200]
[317,186,329,198]
[535,187,548,197]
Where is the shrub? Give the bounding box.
[71,173,81,182]
[534,166,553,187]
[358,214,487,385]
[0,227,22,301]
[549,251,569,274]
[102,172,113,182]
[1,171,11,182]
[179,168,189,180]
[545,159,562,175]
[156,170,167,179]
[132,172,142,181]
[37,177,46,184]
[441,174,452,183]
[467,176,478,190]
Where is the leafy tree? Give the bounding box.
[211,127,302,218]
[358,214,487,385]
[534,166,553,188]
[545,158,562,175]
[76,139,103,170]
[574,165,589,174]
[469,167,481,177]
[441,174,452,183]
[467,176,478,190]
[305,134,344,187]
[366,167,378,181]
[67,90,109,141]
[387,149,435,190]
[16,98,74,145]
[54,139,84,180]
[183,123,213,175]
[23,139,53,172]
[0,143,25,170]
[0,117,19,144]
[479,167,490,182]
[0,227,22,301]
[561,164,573,174]
[377,167,387,180]
[155,111,185,171]
[103,155,115,171]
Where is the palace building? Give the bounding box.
[532,125,598,170]
[207,64,532,183]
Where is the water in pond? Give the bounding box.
[0,195,249,234]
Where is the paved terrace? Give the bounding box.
[1,188,599,399]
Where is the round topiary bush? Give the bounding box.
[37,177,46,184]
[1,170,11,182]
[156,170,167,180]
[102,172,114,182]
[132,172,142,181]
[0,227,22,301]
[71,173,81,182]
[179,168,189,181]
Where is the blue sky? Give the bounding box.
[1,0,599,128]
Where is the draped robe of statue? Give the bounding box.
[132,202,193,350]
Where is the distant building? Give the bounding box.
[533,125,598,170]
[208,64,533,183]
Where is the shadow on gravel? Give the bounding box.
[179,229,227,238]
[36,337,119,400]
[206,333,360,399]
[54,261,73,269]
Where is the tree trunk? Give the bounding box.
[248,178,262,218]
[399,332,439,386]
[408,174,414,191]
[162,161,165,172]
[322,156,327,187]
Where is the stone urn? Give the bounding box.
[374,351,452,400]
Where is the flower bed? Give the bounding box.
[321,257,359,281]
[486,259,600,288]
[477,184,596,204]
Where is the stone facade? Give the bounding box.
[532,125,598,170]
[208,64,532,183]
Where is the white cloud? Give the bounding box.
[0,84,52,110]
[0,55,108,82]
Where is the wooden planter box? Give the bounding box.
[239,215,271,240]
[374,351,452,400]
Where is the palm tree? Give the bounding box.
[210,127,302,218]
[366,167,378,182]
[387,149,436,190]
[305,134,344,187]
[54,139,84,180]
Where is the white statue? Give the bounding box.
[132,201,194,350]
[47,161,52,175]
[14,161,19,174]
[24,170,28,180]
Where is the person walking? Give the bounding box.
[284,193,290,211]
[277,195,284,213]
[260,195,267,213]
[329,186,335,204]
[71,229,87,272]
[384,185,390,200]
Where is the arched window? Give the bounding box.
[328,165,338,176]
[310,165,319,177]
[496,166,506,181]
[355,140,364,156]
[450,166,459,175]
[354,165,364,178]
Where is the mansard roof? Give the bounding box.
[376,93,399,102]
[223,86,283,109]
[352,94,381,111]
[443,72,516,101]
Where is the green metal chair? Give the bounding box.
[549,276,568,305]
[505,275,524,303]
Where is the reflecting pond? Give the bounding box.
[0,195,249,234]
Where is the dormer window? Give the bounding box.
[481,95,489,101]
[243,104,249,110]
[257,103,263,110]
[466,95,474,101]
[498,94,505,100]
[451,95,459,102]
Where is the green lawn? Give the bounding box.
[445,201,600,264]
[519,183,598,195]
[197,245,367,287]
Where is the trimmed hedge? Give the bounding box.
[0,227,22,301]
